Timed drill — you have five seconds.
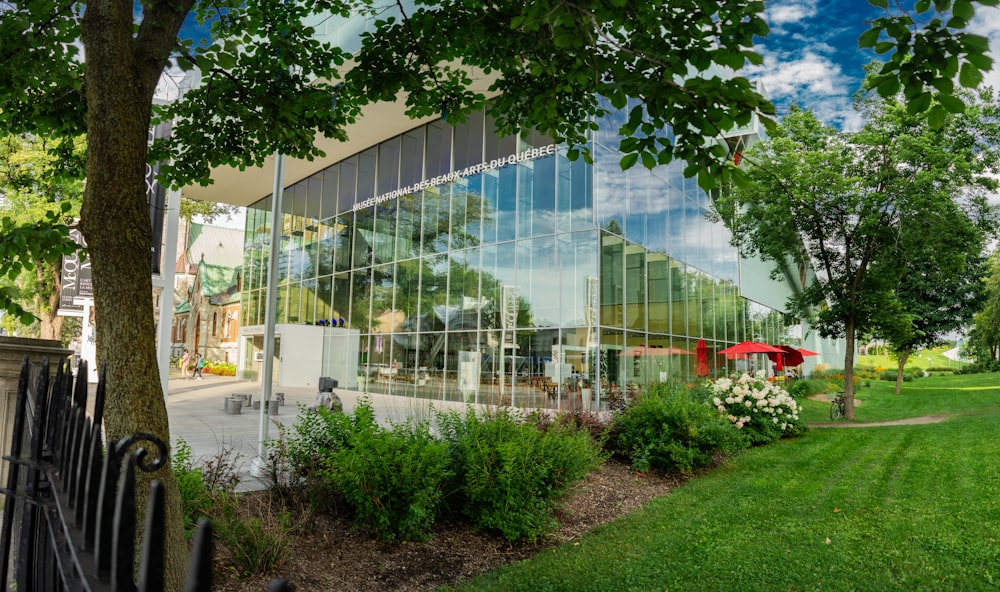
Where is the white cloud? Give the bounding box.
[756,51,847,96]
[767,0,819,28]
[748,49,861,130]
[969,6,1000,92]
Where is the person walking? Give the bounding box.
[193,352,205,380]
[180,349,190,378]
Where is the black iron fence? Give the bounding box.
[0,355,291,591]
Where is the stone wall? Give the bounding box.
[0,337,71,486]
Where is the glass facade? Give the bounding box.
[240,105,796,409]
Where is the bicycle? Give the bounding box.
[829,395,845,421]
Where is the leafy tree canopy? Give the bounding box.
[971,250,1000,363]
[713,88,1000,415]
[0,133,84,324]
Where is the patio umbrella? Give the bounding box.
[696,339,710,377]
[769,345,803,368]
[717,341,785,356]
[797,347,820,357]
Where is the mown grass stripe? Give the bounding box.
[450,377,1000,592]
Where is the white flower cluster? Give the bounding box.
[710,373,800,431]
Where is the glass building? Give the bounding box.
[236,98,807,410]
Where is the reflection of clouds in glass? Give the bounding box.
[665,200,739,283]
[594,145,628,223]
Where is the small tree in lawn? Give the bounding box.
[878,237,988,394]
[714,90,999,419]
[971,251,1000,365]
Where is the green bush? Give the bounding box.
[285,403,352,481]
[204,360,237,376]
[612,384,746,474]
[323,399,451,541]
[173,438,210,538]
[787,380,809,400]
[437,408,603,541]
[215,493,294,577]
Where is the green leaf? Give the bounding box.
[952,0,974,21]
[936,93,966,113]
[868,0,889,7]
[927,104,946,130]
[641,151,656,169]
[874,41,895,54]
[875,76,902,97]
[619,153,638,170]
[959,62,983,88]
[907,92,933,114]
[858,27,882,49]
[915,0,932,12]
[961,33,990,54]
[966,53,993,70]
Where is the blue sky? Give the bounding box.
[752,0,1000,130]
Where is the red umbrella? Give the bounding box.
[717,341,785,356]
[696,339,709,377]
[768,345,801,368]
[797,347,820,357]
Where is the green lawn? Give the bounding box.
[798,372,1000,424]
[449,373,1000,592]
[856,345,965,372]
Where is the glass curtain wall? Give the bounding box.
[242,106,794,409]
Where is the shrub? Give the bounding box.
[879,370,918,382]
[285,403,353,480]
[259,423,299,502]
[323,399,452,541]
[530,407,613,444]
[172,438,243,538]
[215,492,294,578]
[787,380,809,400]
[204,360,237,376]
[612,383,746,474]
[173,439,210,538]
[709,373,804,444]
[437,408,603,541]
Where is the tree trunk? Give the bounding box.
[36,261,64,341]
[843,317,857,420]
[895,349,910,395]
[80,2,191,589]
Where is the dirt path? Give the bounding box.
[805,394,954,428]
[810,414,951,428]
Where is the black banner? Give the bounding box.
[147,120,172,275]
[59,228,92,315]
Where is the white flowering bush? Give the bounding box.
[709,373,804,443]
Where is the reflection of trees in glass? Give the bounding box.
[603,219,623,235]
[309,181,492,320]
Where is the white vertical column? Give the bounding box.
[254,152,285,475]
[156,187,181,401]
